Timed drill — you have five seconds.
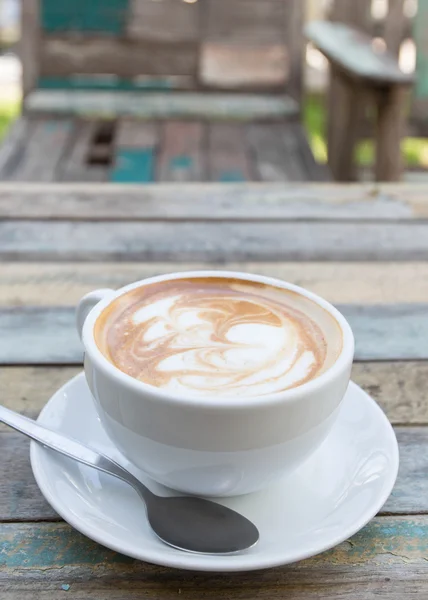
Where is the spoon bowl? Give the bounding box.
[0,404,259,554]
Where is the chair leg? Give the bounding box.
[327,69,364,181]
[375,86,406,181]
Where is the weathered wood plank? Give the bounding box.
[305,22,414,85]
[285,0,305,102]
[384,428,428,514]
[0,434,57,520]
[128,0,200,43]
[25,91,298,120]
[40,37,199,78]
[0,119,33,180]
[110,149,155,183]
[157,122,205,182]
[205,0,288,44]
[20,0,40,97]
[58,121,107,182]
[0,424,422,520]
[352,361,428,425]
[200,43,288,89]
[1,518,428,598]
[10,120,74,182]
[1,182,428,219]
[1,362,428,428]
[1,305,428,364]
[247,124,309,181]
[1,221,428,261]
[207,124,253,181]
[1,262,428,306]
[111,121,159,184]
[375,86,406,181]
[114,120,158,149]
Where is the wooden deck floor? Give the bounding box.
[0,117,328,183]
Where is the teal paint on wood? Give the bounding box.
[219,170,246,182]
[2,305,428,364]
[38,77,175,92]
[41,0,129,34]
[1,518,428,569]
[110,149,154,183]
[414,0,428,99]
[0,523,133,568]
[170,156,193,170]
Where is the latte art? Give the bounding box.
[95,277,343,397]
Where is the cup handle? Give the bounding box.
[76,289,114,341]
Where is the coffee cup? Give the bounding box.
[76,271,354,497]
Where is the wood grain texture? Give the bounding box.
[157,122,205,182]
[114,120,159,149]
[200,43,288,89]
[1,305,428,364]
[0,425,425,521]
[10,120,74,182]
[2,261,428,306]
[207,124,253,181]
[1,518,428,599]
[247,123,306,181]
[2,221,428,261]
[285,0,304,102]
[40,37,199,78]
[375,86,406,181]
[328,70,363,181]
[1,362,427,429]
[25,91,298,120]
[0,434,57,520]
[0,119,33,180]
[127,0,200,43]
[2,182,428,219]
[204,0,288,44]
[20,0,40,97]
[305,21,414,85]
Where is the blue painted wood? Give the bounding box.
[1,517,427,569]
[110,149,154,183]
[38,77,175,92]
[170,156,193,170]
[219,170,246,182]
[0,305,428,364]
[41,0,129,34]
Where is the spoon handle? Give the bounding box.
[0,405,146,495]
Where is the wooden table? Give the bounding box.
[1,181,428,598]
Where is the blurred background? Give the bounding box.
[0,0,425,181]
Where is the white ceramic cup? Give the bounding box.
[77,271,354,497]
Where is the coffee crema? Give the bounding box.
[94,277,343,398]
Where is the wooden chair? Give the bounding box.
[306,0,415,182]
[0,0,328,183]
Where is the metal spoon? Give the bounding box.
[0,405,259,554]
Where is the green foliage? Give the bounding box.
[0,100,20,141]
[304,93,428,168]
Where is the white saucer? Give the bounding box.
[31,373,398,572]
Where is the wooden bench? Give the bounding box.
[306,0,416,182]
[0,0,329,183]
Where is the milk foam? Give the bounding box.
[95,277,343,397]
